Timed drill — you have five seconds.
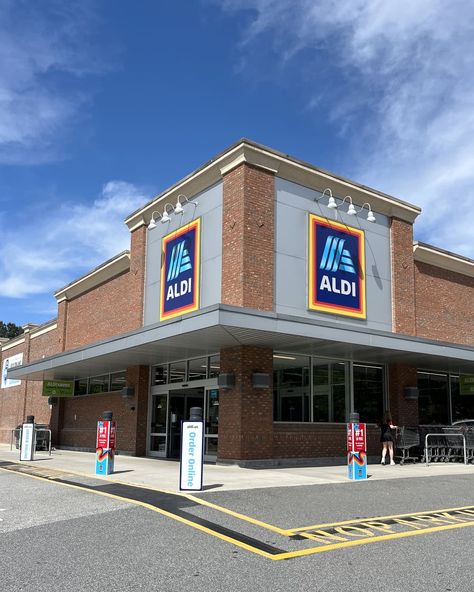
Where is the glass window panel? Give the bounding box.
[451,376,474,422]
[110,371,126,392]
[149,435,167,454]
[188,357,208,381]
[88,375,109,394]
[151,394,168,432]
[208,355,220,378]
[169,361,187,383]
[333,384,346,422]
[205,437,218,456]
[353,364,384,424]
[74,378,88,396]
[418,372,449,424]
[206,389,219,435]
[154,365,168,385]
[312,359,348,422]
[273,354,310,421]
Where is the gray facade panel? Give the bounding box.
[143,182,222,325]
[275,177,392,331]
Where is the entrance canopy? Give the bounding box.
[8,304,474,381]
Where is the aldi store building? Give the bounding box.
[1,139,474,464]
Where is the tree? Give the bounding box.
[0,321,23,340]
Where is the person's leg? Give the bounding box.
[381,442,388,464]
[389,442,395,465]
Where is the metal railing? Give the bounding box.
[424,432,467,466]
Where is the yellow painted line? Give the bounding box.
[0,467,274,560]
[272,520,474,560]
[0,460,283,536]
[181,493,287,535]
[286,504,474,535]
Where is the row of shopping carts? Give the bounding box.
[395,425,474,465]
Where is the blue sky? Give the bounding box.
[1,0,473,326]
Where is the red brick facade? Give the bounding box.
[415,261,474,346]
[390,218,416,336]
[221,163,274,311]
[1,143,472,464]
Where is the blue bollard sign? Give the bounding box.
[347,422,367,480]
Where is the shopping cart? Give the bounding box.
[442,427,465,462]
[465,428,474,463]
[395,427,420,464]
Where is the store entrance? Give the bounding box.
[168,388,204,458]
[148,385,219,460]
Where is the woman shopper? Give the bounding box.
[380,411,398,465]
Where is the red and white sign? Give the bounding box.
[96,420,116,450]
[347,423,366,453]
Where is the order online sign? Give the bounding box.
[308,214,366,319]
[160,218,201,321]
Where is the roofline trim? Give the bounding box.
[125,139,421,230]
[54,251,131,302]
[414,242,474,278]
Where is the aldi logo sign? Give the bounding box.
[160,218,201,321]
[308,214,366,319]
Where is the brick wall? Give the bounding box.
[221,163,275,311]
[218,345,274,460]
[59,365,149,454]
[415,261,474,346]
[64,227,146,350]
[390,218,416,335]
[273,423,380,458]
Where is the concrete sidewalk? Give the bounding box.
[1,443,473,492]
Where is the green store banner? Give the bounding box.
[42,380,74,397]
[459,375,474,395]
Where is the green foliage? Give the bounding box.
[0,321,23,340]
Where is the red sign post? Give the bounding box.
[95,419,116,475]
[347,422,367,480]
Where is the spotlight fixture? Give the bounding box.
[317,188,338,209]
[148,211,162,230]
[174,194,199,215]
[341,196,357,216]
[161,203,174,223]
[359,203,376,223]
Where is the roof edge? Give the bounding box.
[414,242,474,278]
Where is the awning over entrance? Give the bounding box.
[8,304,474,381]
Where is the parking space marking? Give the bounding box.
[2,463,474,561]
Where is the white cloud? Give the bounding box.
[0,181,148,298]
[0,0,103,163]
[217,0,474,257]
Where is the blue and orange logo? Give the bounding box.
[308,214,366,319]
[160,218,201,321]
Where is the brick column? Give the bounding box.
[221,163,275,311]
[125,365,150,456]
[388,364,419,426]
[129,225,147,327]
[217,346,273,462]
[390,218,416,335]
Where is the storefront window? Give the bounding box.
[169,361,187,383]
[312,360,347,422]
[89,375,110,394]
[418,371,449,424]
[154,365,168,385]
[273,355,310,421]
[74,378,88,396]
[451,376,474,422]
[353,364,384,424]
[110,371,126,392]
[208,355,220,378]
[188,357,207,381]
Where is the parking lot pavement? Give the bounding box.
[1,462,474,591]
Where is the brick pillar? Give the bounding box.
[125,365,150,456]
[390,218,416,335]
[388,364,419,426]
[217,346,273,462]
[129,225,147,327]
[57,299,68,351]
[221,163,275,311]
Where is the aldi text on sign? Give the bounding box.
[160,218,201,321]
[308,215,366,319]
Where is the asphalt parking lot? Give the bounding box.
[1,461,473,591]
